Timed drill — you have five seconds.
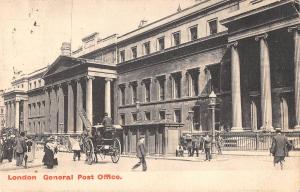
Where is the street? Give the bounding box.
[0,151,299,192]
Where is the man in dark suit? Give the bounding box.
[204,134,212,161]
[14,132,27,167]
[270,129,290,169]
[102,113,113,130]
[132,136,147,171]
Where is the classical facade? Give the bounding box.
[3,0,300,154]
[0,90,6,131]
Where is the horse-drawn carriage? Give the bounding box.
[78,109,121,165]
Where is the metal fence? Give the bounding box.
[220,131,300,151]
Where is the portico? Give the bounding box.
[42,55,117,134]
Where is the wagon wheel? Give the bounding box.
[111,138,121,163]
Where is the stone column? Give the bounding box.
[15,99,20,130]
[5,102,9,127]
[255,33,273,131]
[76,79,83,133]
[11,101,15,128]
[228,41,243,131]
[44,88,51,133]
[67,81,74,133]
[105,78,113,117]
[58,84,65,133]
[288,26,300,129]
[86,76,94,125]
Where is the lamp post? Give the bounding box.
[208,91,217,155]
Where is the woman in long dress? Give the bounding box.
[42,137,58,169]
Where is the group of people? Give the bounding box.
[0,131,35,168]
[177,134,224,161]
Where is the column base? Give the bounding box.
[231,127,243,132]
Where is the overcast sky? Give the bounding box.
[0,0,196,89]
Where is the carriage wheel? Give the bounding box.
[111,138,121,163]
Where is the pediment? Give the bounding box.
[43,55,83,78]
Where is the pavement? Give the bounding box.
[0,150,299,192]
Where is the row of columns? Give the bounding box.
[230,26,300,131]
[5,100,20,129]
[45,76,113,134]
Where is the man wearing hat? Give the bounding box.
[204,134,212,161]
[102,112,113,131]
[132,135,147,171]
[270,129,291,169]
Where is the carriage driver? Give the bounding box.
[102,112,113,131]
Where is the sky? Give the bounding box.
[0,0,196,89]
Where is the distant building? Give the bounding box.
[3,0,300,155]
[0,90,6,131]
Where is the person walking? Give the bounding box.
[69,136,81,161]
[132,136,147,171]
[192,137,200,157]
[216,134,224,155]
[270,129,291,169]
[204,134,212,161]
[14,132,27,167]
[42,137,58,169]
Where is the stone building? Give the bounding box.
[3,0,300,155]
[0,90,6,131]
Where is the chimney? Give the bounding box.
[61,42,71,56]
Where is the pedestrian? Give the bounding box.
[132,135,147,171]
[5,135,14,162]
[42,136,58,169]
[176,144,184,157]
[186,137,192,157]
[204,134,212,161]
[69,136,81,161]
[14,132,27,167]
[270,129,291,169]
[192,137,200,157]
[216,134,224,155]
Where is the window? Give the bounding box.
[143,79,151,102]
[187,69,200,97]
[190,26,198,41]
[132,113,137,122]
[145,111,151,121]
[38,80,41,87]
[120,50,125,62]
[131,46,137,59]
[119,85,126,106]
[0,109,3,114]
[120,114,125,125]
[34,81,36,88]
[171,72,182,99]
[206,65,220,93]
[143,42,150,55]
[29,83,32,89]
[28,104,31,117]
[157,37,165,51]
[157,76,166,101]
[21,84,23,88]
[174,109,182,123]
[208,19,218,35]
[172,32,181,46]
[130,81,138,104]
[159,110,166,120]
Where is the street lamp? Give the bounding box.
[208,91,217,155]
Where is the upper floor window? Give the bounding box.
[171,72,182,99]
[29,83,32,90]
[157,75,166,101]
[38,80,41,87]
[174,109,182,123]
[157,37,165,51]
[144,111,151,121]
[172,32,181,46]
[131,46,137,59]
[21,84,23,88]
[142,79,151,102]
[187,68,200,97]
[119,84,126,106]
[208,19,218,35]
[0,109,3,114]
[120,114,125,125]
[120,50,125,62]
[132,113,137,122]
[159,110,166,120]
[130,81,138,104]
[190,26,198,41]
[205,64,220,93]
[34,81,37,88]
[143,42,150,55]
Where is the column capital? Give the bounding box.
[105,77,114,82]
[255,33,268,41]
[227,41,238,48]
[288,25,300,33]
[86,75,95,81]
